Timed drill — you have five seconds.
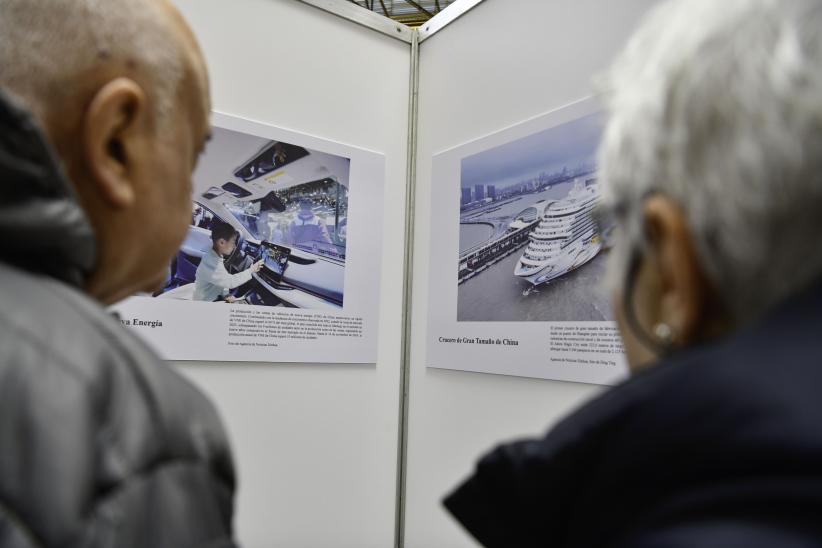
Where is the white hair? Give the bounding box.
[598,0,822,321]
[0,0,184,124]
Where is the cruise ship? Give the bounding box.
[514,177,601,286]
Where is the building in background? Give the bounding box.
[461,187,472,206]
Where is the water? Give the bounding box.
[460,181,574,224]
[459,223,495,253]
[457,249,614,322]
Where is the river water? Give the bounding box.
[460,182,574,224]
[458,223,495,254]
[457,247,614,322]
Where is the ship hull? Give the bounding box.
[515,238,602,286]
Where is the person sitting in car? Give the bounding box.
[194,221,262,302]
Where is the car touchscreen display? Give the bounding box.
[262,243,291,278]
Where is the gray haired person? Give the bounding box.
[0,0,237,546]
[446,0,822,546]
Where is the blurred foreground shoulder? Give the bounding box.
[0,262,237,548]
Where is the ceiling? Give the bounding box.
[346,0,459,27]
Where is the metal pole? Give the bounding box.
[394,27,420,548]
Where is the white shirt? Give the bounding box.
[193,248,253,302]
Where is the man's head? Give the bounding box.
[598,0,822,369]
[210,221,239,257]
[0,0,211,305]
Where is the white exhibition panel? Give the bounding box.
[171,1,410,547]
[424,95,629,384]
[114,113,387,364]
[407,1,660,546]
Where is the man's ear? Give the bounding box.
[642,194,709,344]
[82,77,148,208]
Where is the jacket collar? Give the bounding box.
[0,88,95,288]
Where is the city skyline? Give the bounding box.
[460,112,601,190]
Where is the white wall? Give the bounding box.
[171,1,410,547]
[406,1,659,546]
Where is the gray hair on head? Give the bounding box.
[0,0,184,125]
[598,0,822,322]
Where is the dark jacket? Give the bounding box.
[0,90,237,547]
[445,278,822,548]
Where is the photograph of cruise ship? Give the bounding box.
[514,177,601,286]
[456,112,612,322]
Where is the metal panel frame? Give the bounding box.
[394,29,420,548]
[289,1,487,545]
[296,0,415,42]
[295,0,486,42]
[418,0,485,41]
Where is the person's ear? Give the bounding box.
[82,77,149,209]
[642,194,709,345]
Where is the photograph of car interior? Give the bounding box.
[156,132,350,310]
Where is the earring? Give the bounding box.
[653,323,675,345]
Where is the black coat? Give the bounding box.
[445,278,822,548]
[0,89,238,547]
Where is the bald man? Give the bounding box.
[0,1,237,547]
